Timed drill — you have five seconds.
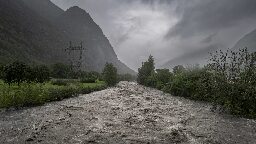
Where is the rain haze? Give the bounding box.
[50,0,256,70]
[1,0,256,143]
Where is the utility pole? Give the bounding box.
[65,41,85,72]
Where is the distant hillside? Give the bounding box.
[161,45,219,69]
[162,28,256,70]
[0,0,135,75]
[232,29,256,52]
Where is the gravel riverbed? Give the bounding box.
[0,82,255,144]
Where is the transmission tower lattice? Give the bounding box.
[65,41,86,72]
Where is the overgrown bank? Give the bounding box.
[137,48,256,118]
[0,80,106,108]
[0,62,135,108]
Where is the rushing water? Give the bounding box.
[0,82,255,144]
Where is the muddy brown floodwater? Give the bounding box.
[0,82,256,144]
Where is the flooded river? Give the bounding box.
[0,82,255,144]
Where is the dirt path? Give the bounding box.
[0,82,255,144]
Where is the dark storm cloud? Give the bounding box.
[201,33,217,44]
[140,0,174,5]
[50,0,256,70]
[166,0,256,38]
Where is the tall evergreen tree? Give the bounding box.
[137,55,155,85]
[102,63,118,86]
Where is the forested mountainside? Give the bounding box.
[0,0,135,74]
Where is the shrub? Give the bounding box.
[102,63,117,86]
[2,61,29,85]
[0,83,46,107]
[0,81,107,108]
[51,79,69,86]
[173,65,185,74]
[155,69,172,90]
[50,63,71,79]
[206,48,256,117]
[2,62,50,85]
[47,87,79,101]
[27,65,50,83]
[33,65,50,83]
[138,49,256,118]
[145,72,157,88]
[80,72,99,83]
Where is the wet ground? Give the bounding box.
[0,82,256,144]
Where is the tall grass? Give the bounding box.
[0,80,106,108]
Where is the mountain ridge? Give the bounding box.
[161,45,219,69]
[162,28,256,69]
[0,0,135,75]
[232,28,256,52]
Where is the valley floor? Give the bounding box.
[0,82,255,144]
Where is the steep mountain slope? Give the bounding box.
[232,29,256,52]
[0,0,135,74]
[55,6,121,72]
[22,0,63,21]
[0,0,67,64]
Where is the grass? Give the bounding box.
[0,79,106,108]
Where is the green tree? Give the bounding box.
[51,63,71,79]
[80,71,99,83]
[156,69,172,84]
[155,69,172,89]
[137,55,155,85]
[3,61,29,85]
[102,63,117,86]
[32,65,50,83]
[146,72,157,87]
[173,65,185,74]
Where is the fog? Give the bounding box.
[51,0,256,70]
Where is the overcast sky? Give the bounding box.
[51,0,256,70]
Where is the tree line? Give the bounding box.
[137,48,256,118]
[0,62,135,86]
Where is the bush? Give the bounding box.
[26,65,50,83]
[102,63,117,86]
[2,61,29,85]
[32,65,50,83]
[138,49,256,118]
[80,71,99,83]
[173,65,185,74]
[51,79,69,86]
[0,81,106,108]
[50,63,71,79]
[0,83,47,107]
[145,72,157,88]
[47,87,79,101]
[1,62,50,85]
[155,69,172,90]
